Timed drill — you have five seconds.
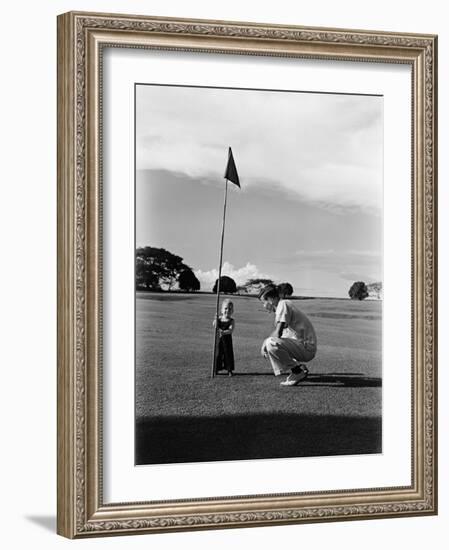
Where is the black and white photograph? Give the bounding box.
[135,83,383,465]
[2,0,443,544]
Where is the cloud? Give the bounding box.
[278,248,381,264]
[339,271,379,284]
[295,249,380,258]
[136,85,383,212]
[275,248,382,284]
[195,262,271,289]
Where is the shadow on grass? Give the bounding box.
[228,372,381,387]
[305,374,382,387]
[136,412,381,465]
[218,372,274,376]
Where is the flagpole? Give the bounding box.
[211,179,229,378]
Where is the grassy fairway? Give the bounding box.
[135,292,382,464]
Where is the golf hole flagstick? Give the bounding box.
[211,147,241,378]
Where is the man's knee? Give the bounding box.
[265,337,283,354]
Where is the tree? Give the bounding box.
[178,269,200,292]
[136,246,190,290]
[348,281,369,300]
[213,276,237,294]
[136,257,161,290]
[367,281,383,299]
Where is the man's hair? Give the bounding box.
[277,282,293,297]
[257,284,279,301]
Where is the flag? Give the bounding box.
[224,147,240,188]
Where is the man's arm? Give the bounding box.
[271,321,286,338]
[262,322,286,357]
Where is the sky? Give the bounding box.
[135,84,383,298]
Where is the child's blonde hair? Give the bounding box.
[221,299,234,314]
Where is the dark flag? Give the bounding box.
[224,147,240,188]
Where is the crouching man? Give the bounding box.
[258,284,317,386]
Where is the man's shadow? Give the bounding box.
[230,372,381,387]
[303,373,382,387]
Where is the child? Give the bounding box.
[213,299,235,376]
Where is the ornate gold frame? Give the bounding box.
[57,11,438,538]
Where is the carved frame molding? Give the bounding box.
[57,12,437,538]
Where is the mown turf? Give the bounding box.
[135,292,382,464]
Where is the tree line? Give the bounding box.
[348,281,382,300]
[136,247,201,292]
[136,247,282,294]
[136,246,382,299]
